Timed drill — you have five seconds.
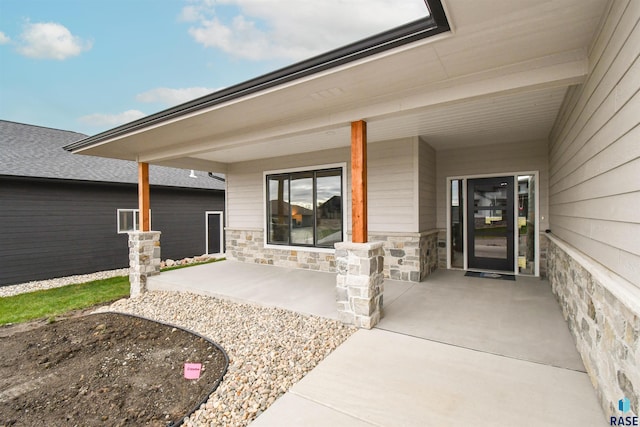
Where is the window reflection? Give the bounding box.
[268,175,289,244]
[266,168,342,248]
[290,173,314,245]
[472,182,509,260]
[316,171,342,246]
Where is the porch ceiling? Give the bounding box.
[73,0,608,171]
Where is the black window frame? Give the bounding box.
[266,167,343,249]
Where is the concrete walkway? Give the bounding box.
[148,261,606,426]
[251,328,603,427]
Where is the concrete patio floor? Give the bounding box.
[148,261,606,426]
[148,260,339,319]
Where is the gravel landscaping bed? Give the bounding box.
[0,268,129,297]
[95,291,356,426]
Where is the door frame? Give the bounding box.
[205,211,224,255]
[446,171,540,276]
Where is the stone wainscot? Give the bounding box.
[547,234,639,419]
[226,228,438,282]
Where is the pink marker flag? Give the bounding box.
[184,363,202,379]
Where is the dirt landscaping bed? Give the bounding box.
[0,312,227,427]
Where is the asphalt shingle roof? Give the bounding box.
[0,120,225,191]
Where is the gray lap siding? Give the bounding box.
[0,177,223,286]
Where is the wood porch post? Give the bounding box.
[138,162,150,232]
[351,120,367,243]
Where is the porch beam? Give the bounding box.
[138,162,151,232]
[351,120,367,243]
[140,155,228,174]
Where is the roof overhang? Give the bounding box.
[65,0,609,172]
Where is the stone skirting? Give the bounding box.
[225,228,336,272]
[226,228,438,282]
[358,231,439,282]
[539,233,549,278]
[335,241,384,329]
[128,231,161,298]
[420,231,439,280]
[437,230,447,269]
[547,235,639,419]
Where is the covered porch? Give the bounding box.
[65,0,611,287]
[147,260,604,425]
[63,0,638,420]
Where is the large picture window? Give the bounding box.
[267,168,343,248]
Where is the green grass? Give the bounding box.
[0,276,129,326]
[0,259,225,326]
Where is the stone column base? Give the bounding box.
[128,231,161,298]
[335,241,385,329]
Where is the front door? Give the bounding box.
[206,211,223,255]
[467,177,514,272]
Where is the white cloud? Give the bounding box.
[17,22,91,60]
[181,0,429,61]
[179,5,205,22]
[0,31,10,45]
[79,110,146,127]
[136,87,218,106]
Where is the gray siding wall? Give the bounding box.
[436,141,549,230]
[0,178,132,285]
[0,177,224,286]
[226,137,420,234]
[151,186,225,260]
[418,137,437,231]
[435,139,549,230]
[368,138,417,233]
[227,147,350,230]
[548,0,640,288]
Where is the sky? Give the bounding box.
[0,0,429,136]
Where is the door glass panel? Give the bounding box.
[472,181,509,261]
[518,175,536,275]
[290,172,314,245]
[450,179,463,268]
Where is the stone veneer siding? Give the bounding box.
[547,235,639,419]
[335,242,385,329]
[437,230,447,269]
[538,233,548,278]
[367,231,438,282]
[420,231,438,280]
[225,228,336,272]
[226,228,439,282]
[128,231,161,298]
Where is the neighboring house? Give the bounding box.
[64,0,638,419]
[0,120,225,286]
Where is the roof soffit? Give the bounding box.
[71,0,608,167]
[134,48,587,164]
